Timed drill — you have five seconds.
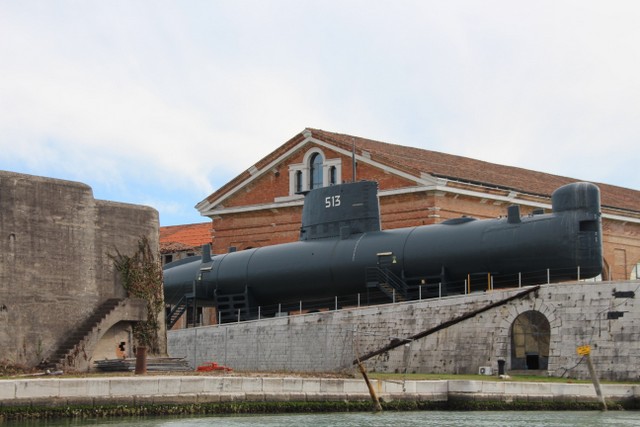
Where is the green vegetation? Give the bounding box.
[109,236,164,353]
[1,398,637,422]
[366,372,639,384]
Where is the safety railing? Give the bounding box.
[181,265,607,325]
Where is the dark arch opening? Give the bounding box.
[510,310,550,371]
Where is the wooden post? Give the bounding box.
[586,353,607,411]
[353,326,382,412]
[357,360,382,412]
[578,344,606,411]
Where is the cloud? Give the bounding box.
[1,1,638,227]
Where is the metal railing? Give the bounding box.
[176,265,607,326]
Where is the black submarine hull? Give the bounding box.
[163,181,602,317]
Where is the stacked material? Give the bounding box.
[94,357,191,372]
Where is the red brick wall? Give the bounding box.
[209,147,640,281]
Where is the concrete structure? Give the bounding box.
[0,171,164,371]
[168,280,639,381]
[0,375,637,408]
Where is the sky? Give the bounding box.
[1,1,638,226]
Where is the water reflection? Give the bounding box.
[4,411,640,427]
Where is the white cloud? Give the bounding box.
[1,1,638,226]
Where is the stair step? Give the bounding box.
[50,298,125,368]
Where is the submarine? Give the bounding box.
[163,180,603,323]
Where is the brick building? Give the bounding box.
[161,128,640,327]
[195,128,640,281]
[160,222,212,265]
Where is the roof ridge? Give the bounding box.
[199,128,639,214]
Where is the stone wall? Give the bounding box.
[168,280,639,381]
[0,171,162,367]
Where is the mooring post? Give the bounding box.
[134,346,147,375]
[352,326,382,412]
[586,353,607,411]
[578,344,606,411]
[357,360,383,412]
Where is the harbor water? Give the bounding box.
[3,411,640,427]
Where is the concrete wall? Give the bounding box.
[1,376,638,407]
[0,171,162,367]
[168,280,639,381]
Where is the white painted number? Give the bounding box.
[325,195,341,208]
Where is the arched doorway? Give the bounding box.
[510,310,550,370]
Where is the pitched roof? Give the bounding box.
[159,222,211,252]
[308,129,639,213]
[203,128,640,214]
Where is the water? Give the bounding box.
[4,411,640,427]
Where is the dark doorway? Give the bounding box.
[526,354,540,370]
[510,310,550,371]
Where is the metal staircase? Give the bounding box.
[365,267,413,302]
[166,294,192,329]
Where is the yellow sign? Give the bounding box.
[577,345,591,356]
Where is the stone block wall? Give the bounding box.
[168,280,639,381]
[0,171,162,367]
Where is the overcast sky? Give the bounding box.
[1,1,638,226]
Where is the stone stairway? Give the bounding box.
[46,298,125,369]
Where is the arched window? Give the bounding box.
[510,310,550,371]
[309,153,323,190]
[295,170,303,193]
[329,166,337,185]
[289,149,341,196]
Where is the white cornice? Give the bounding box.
[202,181,640,225]
[306,136,440,186]
[195,131,640,225]
[196,131,436,216]
[196,135,311,214]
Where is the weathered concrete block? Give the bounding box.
[152,394,200,404]
[480,381,505,394]
[196,393,221,403]
[222,377,244,392]
[320,378,344,393]
[200,376,224,393]
[240,377,263,393]
[415,380,448,394]
[382,380,405,393]
[301,379,321,393]
[549,383,593,397]
[448,380,482,393]
[262,378,283,393]
[157,377,182,395]
[308,392,346,401]
[109,378,158,396]
[343,379,369,393]
[244,392,265,401]
[179,377,207,394]
[263,392,292,402]
[218,392,245,402]
[15,379,60,399]
[0,381,16,399]
[59,378,109,397]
